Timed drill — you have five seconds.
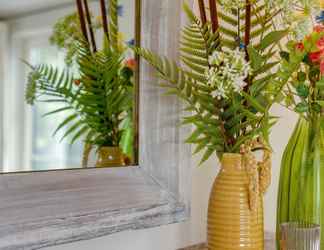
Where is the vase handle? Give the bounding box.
[241,138,272,211]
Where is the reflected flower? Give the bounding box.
[125,58,136,70]
[127,39,135,46]
[316,10,324,23]
[117,5,124,17]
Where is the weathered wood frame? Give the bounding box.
[0,0,192,249]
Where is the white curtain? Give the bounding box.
[0,22,9,172]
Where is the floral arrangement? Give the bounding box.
[25,0,135,158]
[272,19,324,121]
[275,8,324,245]
[135,0,292,163]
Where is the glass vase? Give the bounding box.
[280,222,320,250]
[276,116,324,248]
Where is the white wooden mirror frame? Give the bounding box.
[0,1,193,249]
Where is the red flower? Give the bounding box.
[314,25,324,33]
[320,60,324,74]
[125,58,136,70]
[317,37,324,50]
[74,79,81,86]
[309,51,322,63]
[295,42,304,51]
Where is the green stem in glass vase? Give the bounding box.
[276,115,324,248]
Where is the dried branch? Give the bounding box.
[83,0,97,53]
[100,0,109,41]
[209,0,219,33]
[76,0,89,43]
[244,0,251,48]
[198,0,207,25]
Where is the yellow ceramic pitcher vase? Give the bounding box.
[96,146,125,167]
[207,143,271,250]
[82,145,126,168]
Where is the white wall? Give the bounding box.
[44,105,298,250]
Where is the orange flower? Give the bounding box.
[314,25,324,33]
[317,37,324,50]
[74,79,81,86]
[125,58,136,70]
[295,42,304,51]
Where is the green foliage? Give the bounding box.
[271,26,324,121]
[134,1,286,163]
[26,41,133,151]
[50,13,84,66]
[109,0,119,52]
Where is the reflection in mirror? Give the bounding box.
[0,0,139,173]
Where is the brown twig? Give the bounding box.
[83,0,97,53]
[99,0,109,41]
[242,1,252,130]
[209,0,219,33]
[244,0,251,49]
[76,0,89,43]
[198,0,207,25]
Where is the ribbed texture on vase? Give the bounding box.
[207,153,264,250]
[96,146,125,167]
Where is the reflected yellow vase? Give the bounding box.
[207,153,264,250]
[96,146,125,168]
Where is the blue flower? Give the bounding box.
[127,39,135,46]
[117,5,124,17]
[105,1,124,17]
[239,42,246,50]
[235,36,245,50]
[316,10,324,24]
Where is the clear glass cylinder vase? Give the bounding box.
[276,116,324,248]
[280,222,320,250]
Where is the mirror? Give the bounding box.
[0,0,140,173]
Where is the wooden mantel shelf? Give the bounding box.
[178,243,207,250]
[178,233,276,250]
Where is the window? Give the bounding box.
[27,41,83,171]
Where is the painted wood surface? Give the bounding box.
[140,0,192,211]
[0,0,193,249]
[0,167,187,250]
[178,233,276,250]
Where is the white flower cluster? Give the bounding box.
[206,48,251,99]
[265,0,320,39]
